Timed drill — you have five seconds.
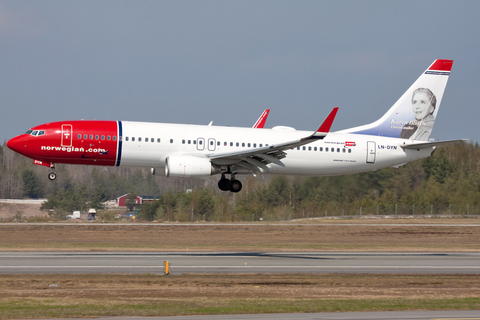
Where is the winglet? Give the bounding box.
[316,107,339,133]
[252,109,270,128]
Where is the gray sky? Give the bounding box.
[1,0,479,143]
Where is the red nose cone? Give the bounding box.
[7,135,27,155]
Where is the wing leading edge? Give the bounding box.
[209,107,339,172]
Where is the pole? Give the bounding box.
[164,261,170,275]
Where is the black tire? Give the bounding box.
[218,179,230,191]
[48,172,57,180]
[229,179,242,193]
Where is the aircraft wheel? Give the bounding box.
[229,179,242,193]
[218,179,230,191]
[48,172,57,181]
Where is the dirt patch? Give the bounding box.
[0,203,45,219]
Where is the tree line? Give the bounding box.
[1,141,480,220]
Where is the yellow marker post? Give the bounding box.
[164,260,170,275]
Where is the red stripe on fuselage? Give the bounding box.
[8,120,119,166]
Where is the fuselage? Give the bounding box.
[7,120,433,176]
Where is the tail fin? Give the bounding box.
[252,109,270,128]
[343,59,453,141]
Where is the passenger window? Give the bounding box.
[337,148,340,152]
[210,141,213,145]
[320,147,323,151]
[139,137,142,142]
[84,134,88,139]
[236,142,239,147]
[89,135,93,139]
[224,142,227,146]
[325,148,328,152]
[182,140,185,144]
[308,146,311,151]
[314,147,317,151]
[297,147,300,150]
[78,134,81,139]
[348,149,352,153]
[260,144,263,147]
[230,142,233,146]
[101,135,105,140]
[242,143,245,147]
[193,140,196,144]
[151,138,154,142]
[170,139,174,143]
[144,137,148,142]
[217,141,220,146]
[95,135,99,140]
[125,137,129,141]
[253,143,256,148]
[343,149,346,153]
[131,137,134,142]
[198,140,201,145]
[188,140,191,144]
[157,138,161,143]
[302,146,306,150]
[113,136,117,141]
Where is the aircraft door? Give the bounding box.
[197,138,205,151]
[61,124,73,147]
[208,138,216,151]
[366,141,376,163]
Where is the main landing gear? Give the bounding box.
[218,174,242,193]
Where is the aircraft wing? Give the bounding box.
[400,139,468,150]
[208,107,338,172]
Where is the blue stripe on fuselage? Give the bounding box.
[116,121,123,166]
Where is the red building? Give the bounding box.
[116,194,142,208]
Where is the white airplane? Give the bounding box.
[7,59,463,192]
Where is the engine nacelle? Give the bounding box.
[165,155,215,179]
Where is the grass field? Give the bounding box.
[0,218,479,251]
[1,273,480,319]
[1,218,480,318]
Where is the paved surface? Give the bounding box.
[16,311,480,319]
[1,251,480,274]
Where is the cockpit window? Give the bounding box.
[31,130,38,136]
[25,130,32,134]
[38,131,45,136]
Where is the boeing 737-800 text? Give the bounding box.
[7,59,463,192]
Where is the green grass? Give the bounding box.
[1,297,480,319]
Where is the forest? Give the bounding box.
[1,141,480,221]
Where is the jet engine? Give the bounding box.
[165,155,216,179]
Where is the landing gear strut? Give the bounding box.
[218,173,242,193]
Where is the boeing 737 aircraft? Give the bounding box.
[7,59,462,192]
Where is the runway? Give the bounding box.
[1,251,480,274]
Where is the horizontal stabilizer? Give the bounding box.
[400,139,468,150]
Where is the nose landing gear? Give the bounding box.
[48,165,56,181]
[218,173,242,193]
